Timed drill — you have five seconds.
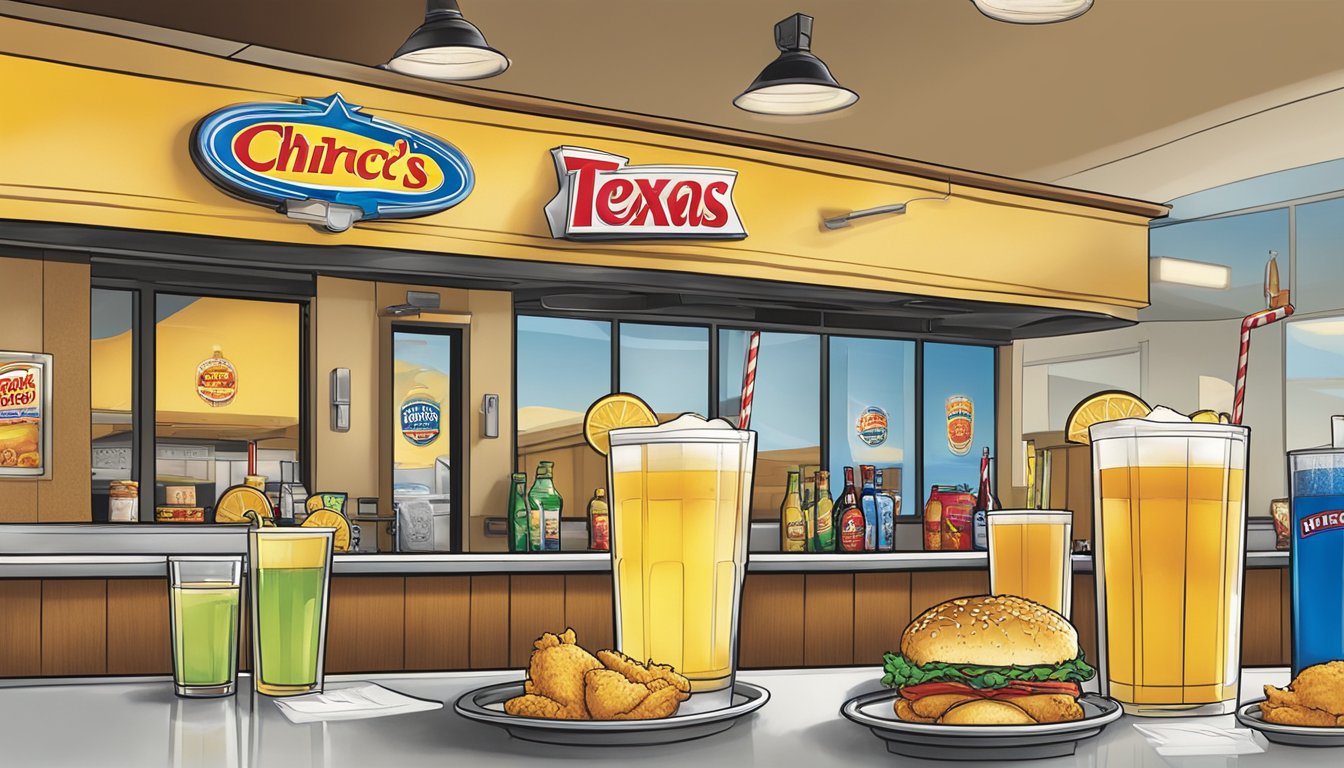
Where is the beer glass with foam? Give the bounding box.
[987,510,1073,617]
[607,414,755,709]
[1090,412,1248,716]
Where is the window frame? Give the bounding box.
[91,274,313,521]
[514,310,1001,520]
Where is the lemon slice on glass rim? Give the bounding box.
[583,393,658,456]
[302,508,351,552]
[1065,390,1152,445]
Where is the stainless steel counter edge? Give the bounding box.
[0,525,1289,577]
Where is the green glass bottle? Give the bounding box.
[528,461,563,552]
[508,472,528,553]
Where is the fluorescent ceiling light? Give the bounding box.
[972,0,1093,24]
[1294,318,1344,337]
[1150,256,1231,290]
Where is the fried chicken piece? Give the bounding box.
[1261,699,1339,727]
[504,694,587,720]
[1009,694,1084,723]
[894,698,936,723]
[910,694,973,720]
[939,699,1034,725]
[596,649,691,694]
[1283,661,1344,714]
[505,628,603,720]
[583,669,689,720]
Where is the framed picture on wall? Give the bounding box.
[0,351,52,479]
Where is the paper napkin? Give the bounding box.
[1133,722,1267,756]
[273,683,443,724]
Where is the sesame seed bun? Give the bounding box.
[900,595,1079,668]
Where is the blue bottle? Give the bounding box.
[859,465,878,552]
[1288,446,1344,673]
[875,468,896,552]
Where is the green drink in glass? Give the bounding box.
[168,556,242,697]
[249,528,334,697]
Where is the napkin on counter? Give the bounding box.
[1133,723,1267,756]
[273,683,443,724]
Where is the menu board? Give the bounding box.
[0,351,52,478]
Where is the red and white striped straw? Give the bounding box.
[738,331,761,430]
[1232,304,1294,424]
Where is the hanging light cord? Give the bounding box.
[822,184,952,230]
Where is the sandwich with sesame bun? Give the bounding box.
[881,595,1095,725]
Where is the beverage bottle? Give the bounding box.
[528,461,563,552]
[836,467,866,553]
[801,474,816,552]
[780,469,806,552]
[814,470,835,552]
[508,472,528,553]
[972,448,999,552]
[875,468,897,552]
[587,488,609,551]
[859,465,878,552]
[923,485,943,551]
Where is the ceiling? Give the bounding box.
[19,0,1344,191]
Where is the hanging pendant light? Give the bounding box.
[971,0,1093,24]
[733,13,857,116]
[387,0,510,81]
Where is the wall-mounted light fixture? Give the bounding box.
[387,0,510,81]
[733,14,857,116]
[822,193,950,230]
[971,0,1093,24]
[1150,256,1231,290]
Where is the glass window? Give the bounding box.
[1145,209,1290,322]
[618,323,708,417]
[1286,317,1344,450]
[828,337,916,514]
[922,343,997,494]
[1022,350,1142,433]
[1295,197,1344,314]
[391,327,460,552]
[91,288,135,522]
[515,315,613,517]
[719,330,820,520]
[154,295,301,516]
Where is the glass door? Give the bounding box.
[391,325,462,552]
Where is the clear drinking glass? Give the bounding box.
[607,414,756,710]
[1090,418,1249,716]
[168,555,243,698]
[987,510,1073,617]
[248,528,334,697]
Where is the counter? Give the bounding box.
[0,525,1291,578]
[0,667,1320,768]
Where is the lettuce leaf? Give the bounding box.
[880,651,1095,689]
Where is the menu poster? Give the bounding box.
[0,351,52,478]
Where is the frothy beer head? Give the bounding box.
[609,413,754,473]
[1090,406,1248,471]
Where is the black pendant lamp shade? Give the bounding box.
[733,14,858,116]
[387,0,510,81]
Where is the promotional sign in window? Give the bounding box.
[191,93,474,233]
[0,352,52,478]
[544,146,747,241]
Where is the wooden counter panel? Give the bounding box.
[0,580,41,677]
[469,575,509,669]
[404,576,471,671]
[909,570,989,614]
[106,579,170,675]
[41,580,106,676]
[564,574,615,652]
[804,574,855,667]
[738,574,805,669]
[326,576,405,674]
[853,573,912,662]
[1243,568,1284,667]
[509,575,567,668]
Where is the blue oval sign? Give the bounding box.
[400,399,442,447]
[190,93,473,231]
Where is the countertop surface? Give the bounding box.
[0,667,1329,768]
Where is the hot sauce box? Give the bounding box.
[925,485,976,551]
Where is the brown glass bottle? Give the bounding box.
[835,466,866,553]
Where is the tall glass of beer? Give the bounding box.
[607,414,756,709]
[987,510,1072,617]
[1090,416,1248,716]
